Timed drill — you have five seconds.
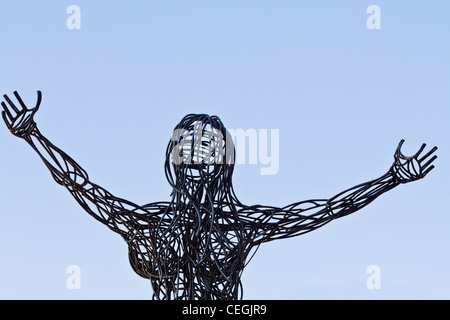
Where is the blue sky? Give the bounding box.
[0,1,449,299]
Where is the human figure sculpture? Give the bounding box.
[1,91,437,299]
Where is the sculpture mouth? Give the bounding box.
[179,163,222,181]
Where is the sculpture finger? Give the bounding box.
[397,139,405,150]
[1,101,13,121]
[2,111,12,129]
[35,91,42,111]
[13,91,27,111]
[418,146,438,163]
[421,155,437,171]
[395,139,407,159]
[414,143,426,158]
[3,94,19,113]
[422,165,435,177]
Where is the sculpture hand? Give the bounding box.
[390,139,437,183]
[1,91,42,138]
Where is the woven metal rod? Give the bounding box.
[1,91,437,300]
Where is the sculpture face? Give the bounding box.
[165,114,235,192]
[177,132,224,182]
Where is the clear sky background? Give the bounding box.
[0,1,448,299]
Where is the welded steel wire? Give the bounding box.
[1,91,438,300]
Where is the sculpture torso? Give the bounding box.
[126,201,254,300]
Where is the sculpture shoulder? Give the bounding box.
[128,201,172,224]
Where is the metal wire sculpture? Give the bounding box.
[1,91,438,300]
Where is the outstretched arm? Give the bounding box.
[243,140,437,244]
[2,91,160,238]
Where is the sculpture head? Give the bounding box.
[164,114,235,198]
